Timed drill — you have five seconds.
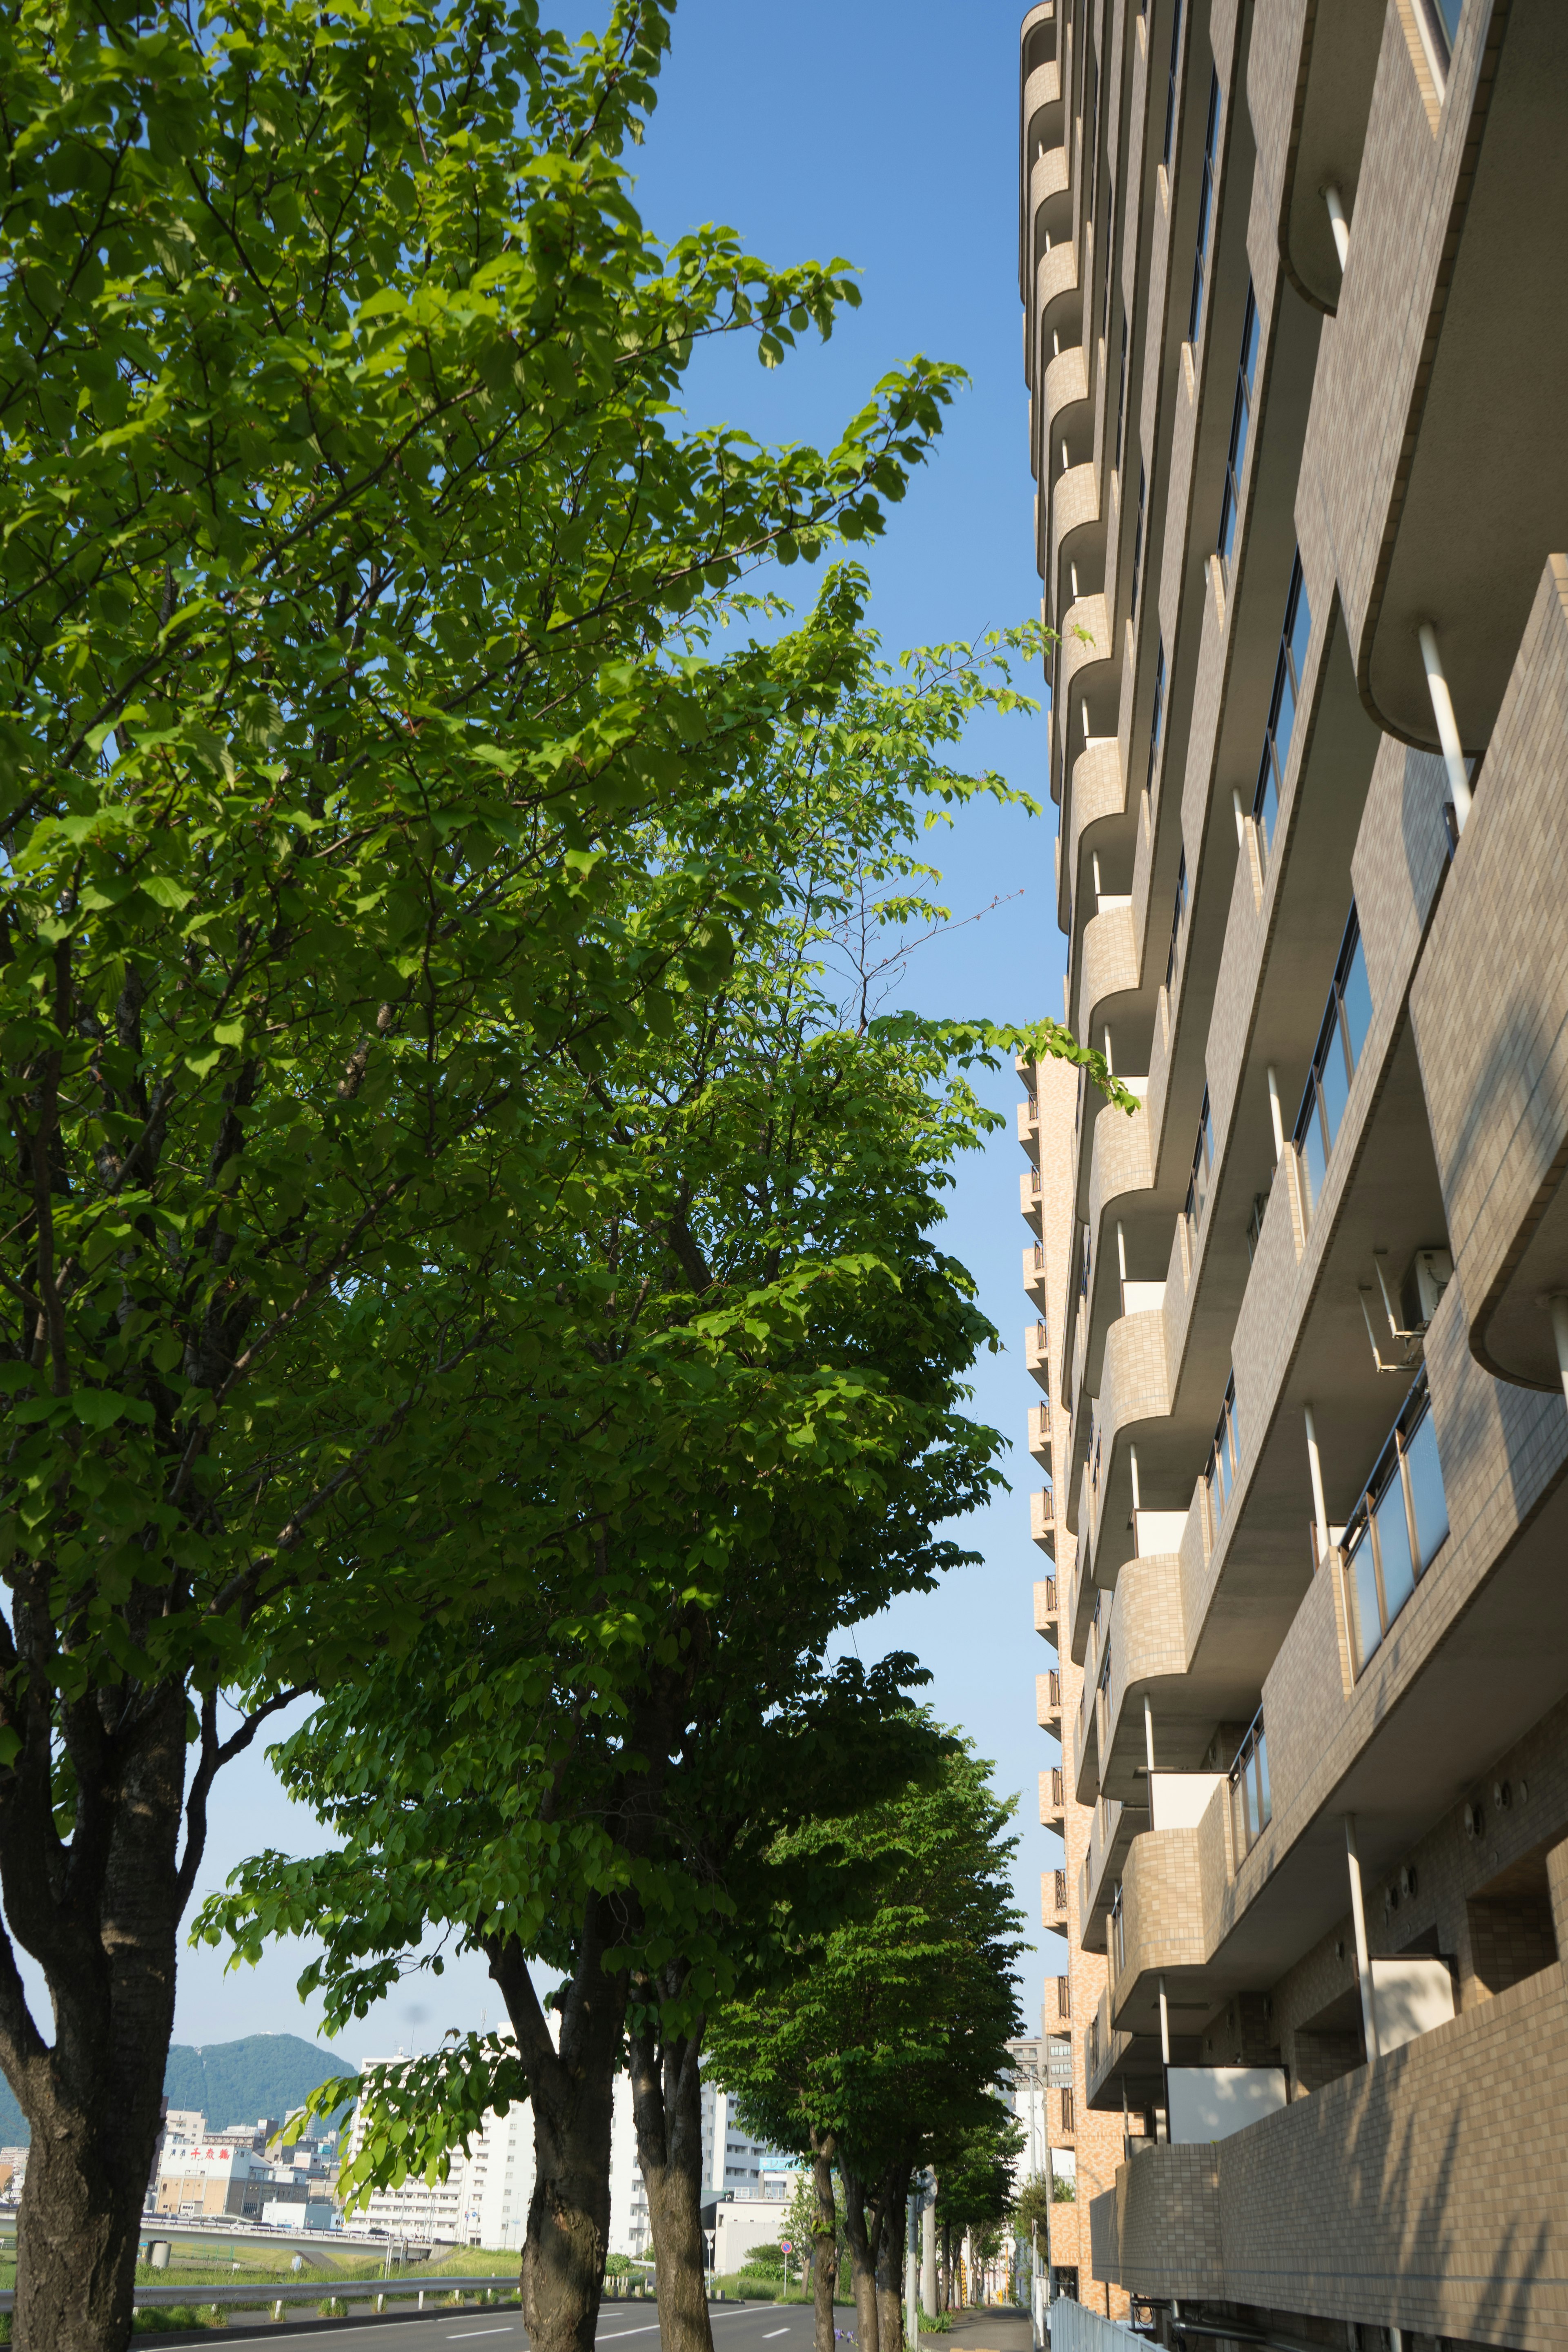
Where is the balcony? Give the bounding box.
[1042,1867,1069,1931]
[1020,1166,1044,1232]
[1025,1321,1051,1392]
[1031,1490,1056,1557]
[1089,1949,1568,2348]
[1027,1403,1053,1465]
[1017,1094,1041,1163]
[1023,1242,1048,1307]
[1040,1766,1065,1834]
[1409,557,1568,1390]
[1033,1577,1059,1642]
[1037,1668,1062,1736]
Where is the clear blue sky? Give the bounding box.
[166,0,1070,2056]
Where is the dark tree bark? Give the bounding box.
[0,1676,294,2352]
[490,1911,628,2352]
[874,2160,913,2352]
[810,2135,840,2352]
[840,2162,880,2352]
[626,1967,714,2352]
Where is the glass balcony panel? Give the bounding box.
[1255,1734,1271,1829]
[1319,1024,1351,1146]
[1375,1475,1417,1627]
[1342,934,1373,1069]
[1245,1763,1261,1842]
[1256,746,1279,855]
[1347,1529,1383,1670]
[1405,1412,1450,1570]
[1272,662,1297,771]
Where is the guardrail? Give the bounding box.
[0,2275,519,2320]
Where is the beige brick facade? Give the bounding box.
[1017,1,1568,2347]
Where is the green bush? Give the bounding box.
[919,2315,953,2334]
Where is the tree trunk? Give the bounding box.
[627,1976,713,2352]
[2,1681,202,2352]
[840,2162,878,2352]
[874,2162,912,2352]
[491,1917,627,2352]
[811,2137,840,2352]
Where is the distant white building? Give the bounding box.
[341,2052,794,2256]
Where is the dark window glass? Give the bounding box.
[1341,1375,1448,1675]
[1218,286,1258,570]
[1163,0,1185,166]
[1341,931,1373,1066]
[1405,1411,1450,1569]
[1252,554,1311,864]
[1145,633,1165,796]
[1294,906,1373,1223]
[1188,71,1220,344]
[1129,463,1147,618]
[1116,319,1129,466]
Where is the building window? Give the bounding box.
[1188,70,1220,343]
[1110,1882,1126,1974]
[1162,0,1184,167]
[1145,631,1165,795]
[1414,0,1464,90]
[1164,849,1188,993]
[1218,283,1258,572]
[1205,1374,1240,1527]
[1343,1372,1449,1674]
[1185,1087,1214,1235]
[1229,1711,1271,1856]
[1129,463,1148,619]
[1294,904,1374,1220]
[1115,318,1129,468]
[1252,552,1312,863]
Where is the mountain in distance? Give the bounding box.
[0,2034,350,2149]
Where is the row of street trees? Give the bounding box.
[0,3,1122,2347]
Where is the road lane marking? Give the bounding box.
[445,2332,514,2342]
[764,2330,790,2339]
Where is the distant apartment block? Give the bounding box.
[1016,2,1568,2349]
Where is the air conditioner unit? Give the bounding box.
[1401,1247,1454,1332]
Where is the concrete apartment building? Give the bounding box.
[1021,1054,1138,2321]
[1016,1,1568,2348]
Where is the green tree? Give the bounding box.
[202,570,1109,2352]
[706,1740,1027,2352]
[0,0,967,2339]
[933,2109,1025,2307]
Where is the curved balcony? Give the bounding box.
[1032,238,1078,345]
[1030,1488,1056,1558]
[1098,1550,1190,1806]
[1036,339,1089,485]
[1111,1819,1215,2024]
[1085,1095,1155,1255]
[1076,900,1138,1052]
[1063,734,1127,928]
[1409,557,1568,1390]
[1033,1577,1059,1645]
[1037,1668,1062,1738]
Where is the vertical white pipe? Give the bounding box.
[1418,623,1474,833]
[1304,1403,1331,1566]
[1158,1973,1172,2065]
[1116,1221,1128,1283]
[1129,1442,1142,1515]
[1071,563,1081,601]
[1232,786,1245,846]
[1345,1815,1381,2060]
[1551,1296,1568,1412]
[922,2199,937,2316]
[1103,1026,1114,1076]
[1324,183,1350,269]
[1145,1693,1156,1777]
[1092,851,1103,896]
[1267,1065,1285,1164]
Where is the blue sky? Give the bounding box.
[166,0,1070,2056]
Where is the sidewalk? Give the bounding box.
[919,2309,1033,2352]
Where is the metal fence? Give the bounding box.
[0,2274,518,2319]
[1045,2294,1144,2352]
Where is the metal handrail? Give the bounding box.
[0,2274,523,2319]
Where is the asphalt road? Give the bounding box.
[200,2300,826,2352]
